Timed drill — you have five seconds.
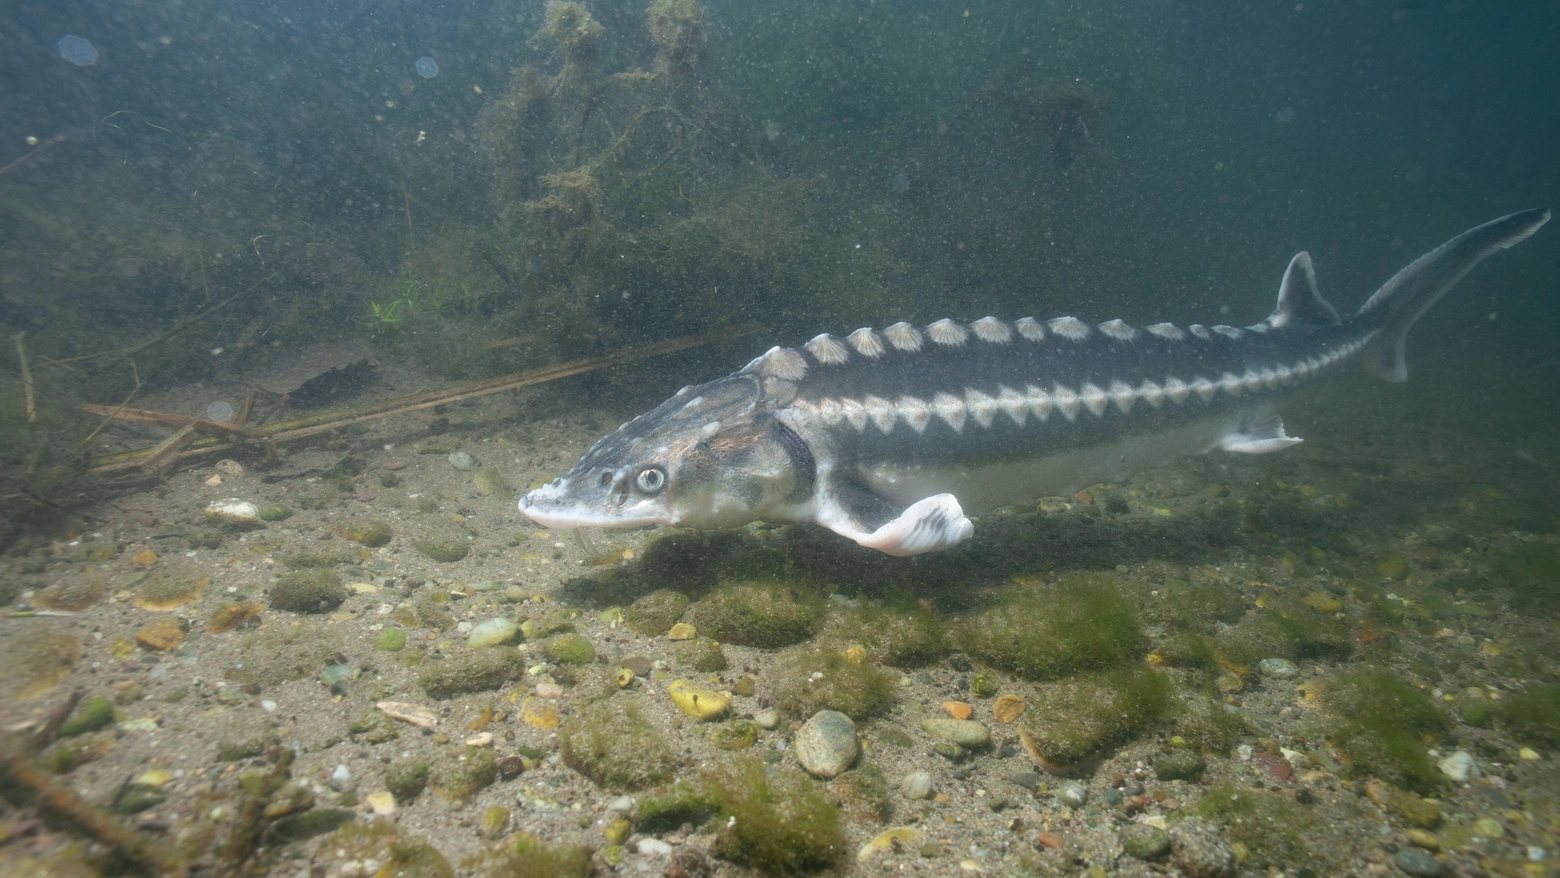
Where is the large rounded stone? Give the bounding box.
[794,710,859,778]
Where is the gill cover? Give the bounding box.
[518,374,813,532]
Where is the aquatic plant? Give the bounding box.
[704,757,844,873]
[359,298,408,335]
[956,573,1144,680]
[559,700,678,791]
[648,0,706,75]
[1321,667,1448,794]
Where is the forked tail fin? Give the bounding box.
[1355,208,1549,382]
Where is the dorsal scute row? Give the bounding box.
[746,314,1229,382]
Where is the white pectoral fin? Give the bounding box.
[814,473,974,556]
[1218,415,1303,455]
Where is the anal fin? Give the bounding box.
[1218,415,1303,454]
[814,474,974,556]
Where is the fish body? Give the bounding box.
[521,209,1549,555]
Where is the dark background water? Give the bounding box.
[1,0,1556,525]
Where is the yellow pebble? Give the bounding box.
[1519,747,1540,761]
[667,622,696,641]
[668,678,731,721]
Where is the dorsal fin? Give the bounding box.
[1264,252,1341,329]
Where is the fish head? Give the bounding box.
[519,374,813,532]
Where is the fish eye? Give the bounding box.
[634,466,666,494]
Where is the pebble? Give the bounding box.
[468,617,520,648]
[920,718,991,749]
[448,452,476,470]
[205,499,263,527]
[1437,750,1476,783]
[1258,657,1299,679]
[1057,780,1089,808]
[667,679,731,721]
[608,795,634,812]
[1393,847,1443,877]
[942,701,974,720]
[1005,770,1041,791]
[755,709,780,730]
[1473,817,1503,839]
[377,701,438,729]
[795,710,860,778]
[1121,823,1171,860]
[1168,818,1235,878]
[637,838,673,856]
[899,771,933,799]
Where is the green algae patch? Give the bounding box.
[431,746,499,804]
[468,830,591,878]
[1019,666,1174,767]
[330,822,453,878]
[705,757,844,874]
[1221,591,1354,666]
[957,573,1144,680]
[373,628,408,651]
[624,588,690,636]
[59,694,115,737]
[1190,782,1311,867]
[818,599,946,667]
[1322,667,1448,794]
[269,570,347,614]
[710,720,761,751]
[258,504,292,522]
[636,781,724,833]
[1498,684,1560,747]
[418,648,526,699]
[685,580,825,648]
[559,700,678,791]
[769,644,897,720]
[264,808,355,845]
[1495,543,1560,609]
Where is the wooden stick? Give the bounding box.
[86,323,758,474]
[78,405,270,439]
[14,332,36,423]
[137,423,199,472]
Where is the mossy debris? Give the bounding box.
[418,648,527,699]
[705,757,844,874]
[559,699,678,791]
[1321,667,1448,794]
[269,570,347,614]
[957,573,1144,680]
[624,588,690,636]
[769,644,898,720]
[685,580,825,648]
[1019,666,1175,767]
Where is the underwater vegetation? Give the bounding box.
[1321,667,1450,794]
[956,573,1144,680]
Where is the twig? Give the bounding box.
[0,749,187,877]
[78,359,143,450]
[14,332,36,422]
[0,134,64,177]
[86,323,759,473]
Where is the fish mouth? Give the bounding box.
[518,490,674,531]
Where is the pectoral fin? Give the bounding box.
[1218,414,1303,454]
[814,473,973,556]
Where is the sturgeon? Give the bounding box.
[521,209,1549,556]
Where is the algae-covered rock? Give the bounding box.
[637,781,724,833]
[673,635,728,672]
[1190,782,1312,867]
[418,648,526,699]
[340,520,393,547]
[269,570,347,614]
[542,633,596,665]
[817,600,946,667]
[59,694,115,737]
[258,504,292,522]
[624,588,690,636]
[468,618,520,648]
[706,757,844,873]
[956,573,1143,680]
[1321,667,1448,794]
[1498,683,1560,747]
[373,628,408,651]
[710,720,760,751]
[412,538,469,563]
[264,808,355,845]
[385,758,430,802]
[1019,666,1174,767]
[685,580,825,648]
[431,746,499,803]
[559,700,678,791]
[769,644,897,720]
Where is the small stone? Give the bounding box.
[615,667,636,688]
[920,718,991,749]
[1375,551,1409,579]
[479,804,510,840]
[465,732,494,747]
[932,741,965,763]
[1437,750,1476,783]
[1391,791,1443,829]
[543,633,596,664]
[899,771,933,799]
[365,791,396,815]
[754,709,780,730]
[992,694,1026,724]
[1520,747,1541,760]
[604,816,631,845]
[205,499,264,528]
[447,451,476,470]
[468,617,521,648]
[1057,780,1088,808]
[710,721,760,751]
[1302,591,1343,613]
[373,628,407,651]
[1215,672,1244,693]
[1393,847,1443,877]
[521,698,560,730]
[858,827,925,862]
[667,622,696,640]
[794,709,860,778]
[1405,829,1440,851]
[135,617,186,652]
[131,549,159,568]
[942,701,974,720]
[1258,657,1299,679]
[969,672,1000,698]
[535,681,565,698]
[1473,817,1503,839]
[621,656,653,676]
[1168,818,1236,878]
[1121,824,1171,860]
[732,675,757,697]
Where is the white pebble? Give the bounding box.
[332,764,351,783]
[899,771,933,799]
[1438,750,1477,782]
[637,838,673,856]
[260,699,278,712]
